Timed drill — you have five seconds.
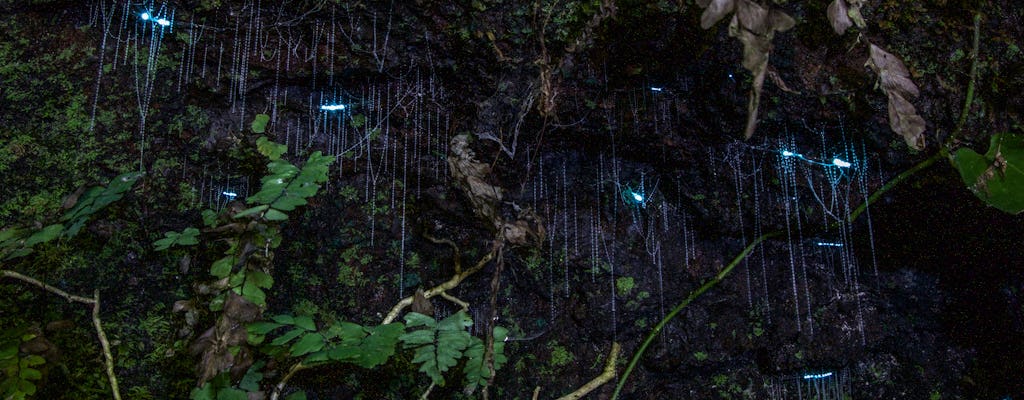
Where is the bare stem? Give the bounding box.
[556,342,621,400]
[1,270,121,400]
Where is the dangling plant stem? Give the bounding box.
[611,231,780,399]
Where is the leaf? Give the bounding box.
[827,0,853,34]
[256,136,286,160]
[241,285,266,307]
[270,328,306,347]
[353,323,403,368]
[210,256,236,278]
[18,368,41,380]
[272,315,296,325]
[234,205,269,219]
[866,44,927,150]
[190,382,215,400]
[24,224,63,247]
[293,315,317,331]
[202,209,219,227]
[237,361,265,392]
[699,0,735,29]
[953,133,1024,214]
[251,114,271,134]
[263,208,288,221]
[246,270,274,289]
[216,387,248,400]
[248,321,284,335]
[285,391,308,400]
[290,333,325,356]
[400,312,472,385]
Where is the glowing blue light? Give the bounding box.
[782,150,797,157]
[832,158,851,168]
[320,104,346,111]
[155,18,171,27]
[140,12,151,20]
[816,242,844,247]
[222,191,238,198]
[650,87,663,92]
[803,372,833,380]
[631,192,644,203]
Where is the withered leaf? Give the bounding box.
[827,0,853,34]
[867,44,927,150]
[700,0,736,29]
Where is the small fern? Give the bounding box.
[399,311,473,386]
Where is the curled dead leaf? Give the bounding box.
[827,0,853,34]
[866,44,927,150]
[700,0,736,29]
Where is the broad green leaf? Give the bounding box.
[234,205,269,219]
[270,328,305,347]
[238,361,265,391]
[953,133,1024,214]
[263,208,288,221]
[293,315,316,331]
[270,194,307,211]
[210,256,236,278]
[256,136,286,160]
[271,315,296,325]
[202,209,219,227]
[290,333,325,356]
[20,355,44,367]
[325,321,366,342]
[24,224,63,247]
[402,312,436,329]
[18,368,41,380]
[353,323,403,368]
[153,228,200,251]
[246,270,274,288]
[241,285,266,307]
[216,387,248,400]
[248,322,284,335]
[350,114,366,129]
[251,114,271,134]
[285,391,308,400]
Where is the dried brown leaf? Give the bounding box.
[866,44,927,150]
[847,0,867,28]
[700,0,736,29]
[827,0,853,34]
[887,92,927,150]
[735,0,770,34]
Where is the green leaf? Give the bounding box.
[953,133,1024,214]
[354,323,403,368]
[270,195,307,212]
[402,312,437,329]
[400,312,472,385]
[18,368,41,381]
[285,391,308,400]
[293,315,317,331]
[325,321,366,342]
[256,136,287,160]
[248,321,284,335]
[202,209,219,227]
[216,387,248,400]
[264,208,288,221]
[246,270,274,289]
[234,204,269,219]
[210,256,236,278]
[290,333,325,356]
[153,228,200,251]
[350,114,366,129]
[271,315,296,325]
[462,326,509,391]
[251,114,271,134]
[238,361,265,392]
[270,328,305,347]
[24,224,63,247]
[241,285,266,307]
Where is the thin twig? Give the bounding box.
[1,271,122,400]
[612,232,780,399]
[556,342,621,400]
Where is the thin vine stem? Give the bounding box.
[611,231,781,399]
